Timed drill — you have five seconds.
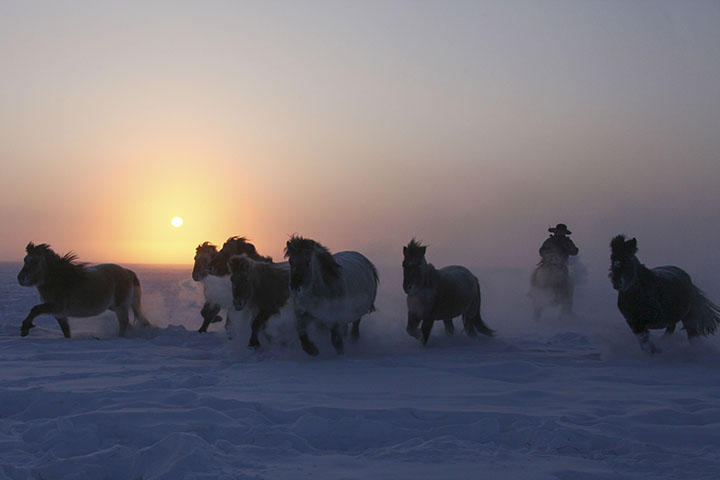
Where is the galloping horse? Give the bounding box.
[227,254,291,348]
[193,236,272,334]
[403,239,493,345]
[530,253,573,318]
[192,242,226,332]
[285,235,378,356]
[17,242,151,338]
[610,234,720,353]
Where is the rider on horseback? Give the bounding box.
[539,223,579,268]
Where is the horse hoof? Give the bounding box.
[406,328,421,339]
[20,329,29,337]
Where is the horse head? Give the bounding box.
[609,234,639,291]
[402,238,428,295]
[227,254,254,311]
[285,235,340,296]
[18,242,51,287]
[192,242,217,281]
[207,236,271,276]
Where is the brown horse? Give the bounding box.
[227,254,291,348]
[403,239,494,345]
[17,242,151,338]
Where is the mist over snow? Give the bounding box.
[2,260,720,479]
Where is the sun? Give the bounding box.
[171,216,183,228]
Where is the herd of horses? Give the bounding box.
[16,234,720,356]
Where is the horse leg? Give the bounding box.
[634,329,660,354]
[198,303,221,333]
[421,319,434,346]
[296,312,319,356]
[406,311,422,339]
[54,317,71,339]
[330,325,344,354]
[248,311,271,349]
[349,319,361,343]
[21,302,58,337]
[443,319,455,335]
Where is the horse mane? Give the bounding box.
[610,234,638,256]
[284,235,341,280]
[26,242,88,284]
[404,238,427,258]
[221,236,272,262]
[195,241,217,255]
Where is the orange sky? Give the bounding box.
[2,2,720,271]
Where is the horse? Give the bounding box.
[609,234,720,353]
[192,242,226,333]
[402,239,494,345]
[284,235,378,356]
[17,242,151,338]
[193,236,273,335]
[227,254,291,348]
[529,253,574,318]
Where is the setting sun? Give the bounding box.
[171,217,183,228]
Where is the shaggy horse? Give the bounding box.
[193,236,272,335]
[17,242,151,338]
[285,235,378,356]
[227,254,291,348]
[610,234,720,353]
[403,239,493,345]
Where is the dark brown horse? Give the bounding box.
[403,239,493,345]
[610,234,720,353]
[227,254,291,348]
[17,242,151,338]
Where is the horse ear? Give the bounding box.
[628,238,638,254]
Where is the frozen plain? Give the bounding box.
[1,261,720,480]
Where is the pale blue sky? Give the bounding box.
[1,1,719,270]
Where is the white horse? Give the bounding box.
[284,235,379,356]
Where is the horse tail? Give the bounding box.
[471,278,494,337]
[686,286,720,336]
[129,270,151,327]
[368,259,380,313]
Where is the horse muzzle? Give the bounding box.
[17,274,33,287]
[233,300,245,311]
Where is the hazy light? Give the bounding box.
[171,217,183,228]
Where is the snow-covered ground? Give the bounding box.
[2,261,720,479]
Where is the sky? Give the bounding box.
[1,0,719,274]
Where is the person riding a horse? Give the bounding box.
[539,223,579,269]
